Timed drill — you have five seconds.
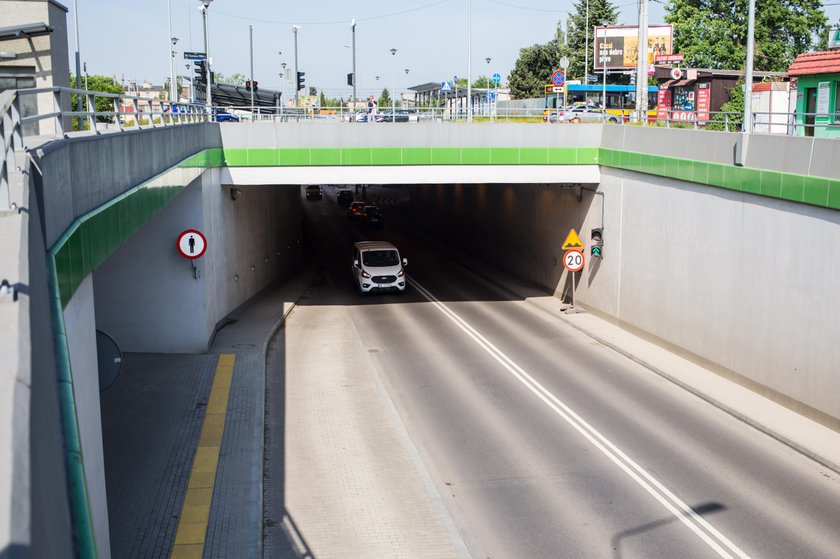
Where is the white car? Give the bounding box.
[352,241,408,294]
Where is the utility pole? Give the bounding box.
[743,0,756,134]
[201,1,213,117]
[73,0,82,112]
[584,0,589,85]
[467,0,472,122]
[351,20,357,110]
[249,25,255,114]
[635,0,649,123]
[293,25,301,107]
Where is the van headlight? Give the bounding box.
[397,268,405,277]
[361,270,371,278]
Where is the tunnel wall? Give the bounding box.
[410,169,840,427]
[93,171,302,353]
[62,276,110,558]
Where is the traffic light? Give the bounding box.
[347,72,354,86]
[194,60,207,85]
[245,80,251,91]
[297,71,305,91]
[591,228,603,258]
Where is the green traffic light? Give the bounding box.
[592,246,602,258]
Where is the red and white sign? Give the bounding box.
[655,53,684,64]
[563,250,585,273]
[670,67,684,80]
[177,229,207,259]
[696,83,711,122]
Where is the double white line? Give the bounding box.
[409,278,750,559]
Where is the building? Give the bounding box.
[653,67,786,125]
[0,0,71,136]
[787,49,840,138]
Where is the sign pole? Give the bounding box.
[572,269,576,308]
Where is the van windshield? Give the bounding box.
[362,250,399,267]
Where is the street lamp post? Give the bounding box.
[390,48,397,117]
[200,0,213,118]
[73,0,82,112]
[281,59,286,115]
[351,20,357,111]
[601,21,608,120]
[404,68,409,108]
[186,63,194,103]
[467,0,472,122]
[454,74,458,119]
[249,25,255,114]
[585,0,589,85]
[485,57,491,119]
[743,0,756,133]
[171,37,179,102]
[293,25,301,107]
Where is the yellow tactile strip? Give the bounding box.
[170,354,235,559]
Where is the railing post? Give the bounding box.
[86,92,97,133]
[133,98,140,129]
[54,89,64,137]
[114,98,123,131]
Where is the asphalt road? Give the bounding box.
[296,185,840,559]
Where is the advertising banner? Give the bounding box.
[594,26,673,70]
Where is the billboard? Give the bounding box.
[594,25,673,70]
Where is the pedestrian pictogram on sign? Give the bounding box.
[562,228,583,251]
[177,229,207,259]
[563,250,585,272]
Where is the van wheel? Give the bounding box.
[608,117,619,124]
[570,117,580,124]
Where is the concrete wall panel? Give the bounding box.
[93,180,209,353]
[805,137,840,179]
[36,123,221,248]
[63,275,111,559]
[745,134,815,175]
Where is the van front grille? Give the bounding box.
[372,275,397,283]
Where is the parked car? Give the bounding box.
[550,103,618,124]
[305,185,323,200]
[375,112,410,123]
[360,205,384,228]
[352,241,407,294]
[347,201,366,219]
[215,109,240,122]
[336,189,354,207]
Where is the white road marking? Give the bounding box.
[409,277,751,559]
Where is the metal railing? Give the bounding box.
[1,90,23,210]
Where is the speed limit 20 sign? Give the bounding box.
[563,249,585,272]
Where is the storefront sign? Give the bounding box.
[817,82,830,116]
[696,83,711,122]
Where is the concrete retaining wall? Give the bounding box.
[34,124,222,248]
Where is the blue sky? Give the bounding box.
[67,0,840,99]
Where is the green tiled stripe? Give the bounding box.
[51,161,209,307]
[52,144,840,308]
[598,148,840,211]
[221,147,595,167]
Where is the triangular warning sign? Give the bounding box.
[562,228,584,251]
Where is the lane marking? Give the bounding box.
[408,278,750,559]
[170,354,236,559]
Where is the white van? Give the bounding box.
[352,241,408,294]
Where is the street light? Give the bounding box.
[171,37,179,102]
[199,0,213,117]
[404,68,409,108]
[390,48,397,117]
[293,25,301,107]
[280,58,286,115]
[351,20,357,111]
[485,57,491,118]
[601,20,609,120]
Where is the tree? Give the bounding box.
[665,0,827,72]
[507,0,618,99]
[378,88,392,109]
[70,74,124,123]
[509,43,560,99]
[216,72,245,85]
[566,0,618,82]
